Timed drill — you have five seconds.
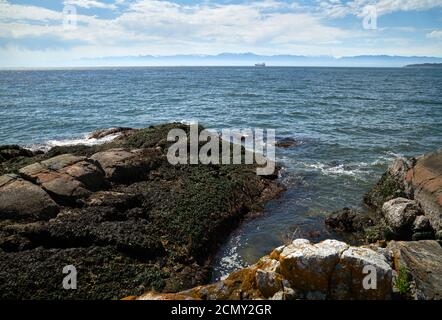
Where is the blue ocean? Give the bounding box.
[1,67,441,278]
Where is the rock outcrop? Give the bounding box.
[405,151,442,232]
[388,240,442,300]
[0,123,283,299]
[138,239,393,300]
[325,207,374,233]
[19,154,108,203]
[0,174,59,221]
[328,149,441,242]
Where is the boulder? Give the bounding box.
[330,246,392,299]
[382,198,421,236]
[278,239,347,294]
[90,148,162,183]
[0,145,34,161]
[0,174,59,220]
[19,154,107,202]
[137,239,393,300]
[325,207,374,232]
[388,240,442,300]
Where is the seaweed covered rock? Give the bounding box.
[0,145,34,161]
[363,157,413,210]
[325,207,374,233]
[0,123,283,299]
[138,239,393,300]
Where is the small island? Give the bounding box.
[404,63,442,68]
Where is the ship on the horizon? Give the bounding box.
[254,62,266,67]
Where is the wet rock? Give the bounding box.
[19,154,107,202]
[382,198,421,237]
[325,207,374,232]
[0,174,59,220]
[137,239,393,300]
[275,137,301,149]
[0,145,34,161]
[364,157,413,210]
[90,148,162,184]
[388,240,442,300]
[88,127,135,140]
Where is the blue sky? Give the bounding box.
[0,0,441,66]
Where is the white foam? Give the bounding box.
[302,162,366,178]
[27,132,121,152]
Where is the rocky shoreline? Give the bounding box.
[1,125,440,300]
[136,148,442,300]
[0,123,283,299]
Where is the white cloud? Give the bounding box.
[0,0,441,65]
[427,30,442,39]
[63,0,117,10]
[0,0,350,47]
[319,0,442,18]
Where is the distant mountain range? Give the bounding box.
[81,53,442,67]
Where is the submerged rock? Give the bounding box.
[138,239,393,300]
[275,137,301,149]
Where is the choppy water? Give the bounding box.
[1,67,441,280]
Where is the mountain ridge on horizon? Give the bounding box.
[79,53,442,68]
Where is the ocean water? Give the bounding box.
[1,67,441,279]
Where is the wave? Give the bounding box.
[26,132,121,152]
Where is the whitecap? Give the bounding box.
[26,132,121,152]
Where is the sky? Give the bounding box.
[0,0,441,67]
